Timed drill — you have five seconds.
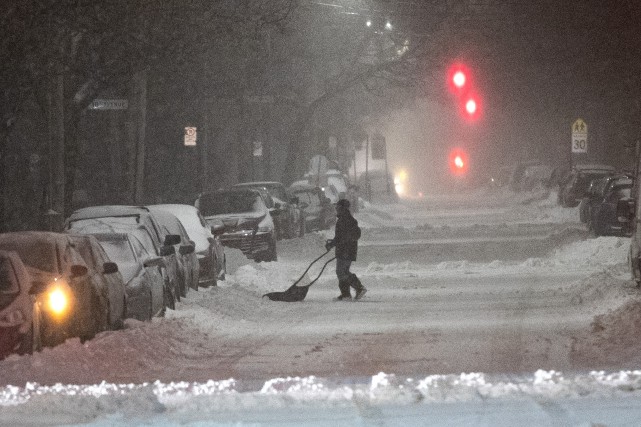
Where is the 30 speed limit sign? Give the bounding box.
[571,118,587,153]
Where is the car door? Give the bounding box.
[89,239,126,328]
[129,236,165,317]
[0,255,28,358]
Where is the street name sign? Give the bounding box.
[89,99,128,110]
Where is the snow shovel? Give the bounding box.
[263,249,336,302]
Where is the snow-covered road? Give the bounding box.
[2,188,641,425]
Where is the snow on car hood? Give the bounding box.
[205,212,265,228]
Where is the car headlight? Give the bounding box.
[258,225,272,232]
[45,282,71,317]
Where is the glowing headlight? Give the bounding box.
[47,285,69,315]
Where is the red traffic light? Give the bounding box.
[453,71,466,88]
[447,64,470,93]
[461,94,481,120]
[449,148,469,176]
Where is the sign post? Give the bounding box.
[571,118,588,154]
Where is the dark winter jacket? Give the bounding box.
[331,210,361,260]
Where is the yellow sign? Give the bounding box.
[572,118,587,134]
[571,118,587,153]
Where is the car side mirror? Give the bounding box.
[211,224,225,236]
[163,234,181,246]
[617,198,635,222]
[103,262,119,275]
[274,202,282,210]
[179,244,195,255]
[299,202,309,209]
[70,264,88,278]
[160,245,176,256]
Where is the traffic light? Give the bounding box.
[447,64,470,93]
[462,94,481,121]
[449,148,468,176]
[447,63,482,121]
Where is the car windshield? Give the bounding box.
[199,192,261,216]
[0,239,58,273]
[94,236,134,265]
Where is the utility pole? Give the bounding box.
[47,72,65,231]
[130,70,148,204]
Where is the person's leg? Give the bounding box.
[335,258,352,300]
[347,273,367,300]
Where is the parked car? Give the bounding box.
[557,164,616,207]
[288,183,335,232]
[579,174,631,224]
[196,188,277,262]
[92,233,166,321]
[65,205,181,309]
[233,181,304,239]
[144,208,198,298]
[589,177,634,236]
[148,204,225,287]
[0,250,41,358]
[68,234,127,330]
[0,232,103,346]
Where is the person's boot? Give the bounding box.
[333,280,352,301]
[349,274,367,300]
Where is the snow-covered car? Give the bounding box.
[589,177,633,236]
[288,183,335,232]
[234,181,304,239]
[92,233,166,321]
[67,234,127,330]
[148,204,225,287]
[143,208,199,297]
[0,232,103,346]
[196,188,277,262]
[65,206,181,309]
[557,164,616,207]
[0,250,41,359]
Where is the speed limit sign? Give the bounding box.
[571,119,587,153]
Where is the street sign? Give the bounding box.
[184,126,197,146]
[89,99,128,110]
[253,140,263,157]
[571,118,588,153]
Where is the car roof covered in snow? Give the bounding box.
[67,205,152,223]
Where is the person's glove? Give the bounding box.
[325,239,334,251]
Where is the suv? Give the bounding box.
[197,188,277,262]
[589,177,633,236]
[233,181,304,239]
[557,164,616,207]
[288,183,335,231]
